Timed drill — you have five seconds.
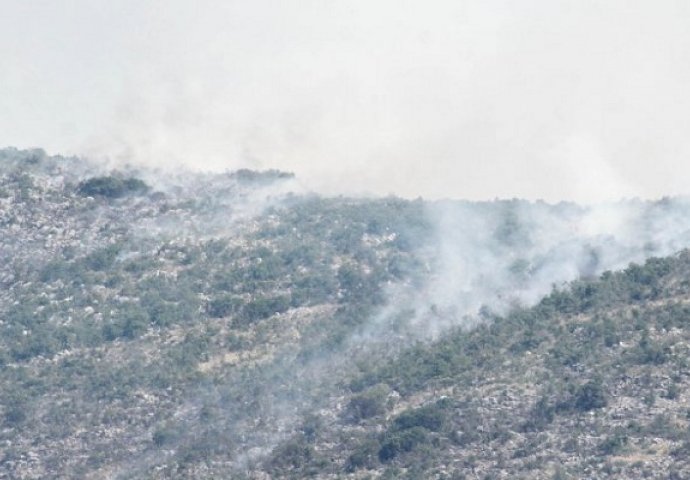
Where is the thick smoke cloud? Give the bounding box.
[2,1,690,202]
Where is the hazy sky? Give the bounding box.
[1,0,689,202]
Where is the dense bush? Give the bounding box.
[598,432,628,455]
[235,295,291,326]
[269,436,314,470]
[76,175,149,198]
[207,295,244,318]
[379,426,428,461]
[392,402,448,432]
[85,244,121,271]
[375,400,451,463]
[573,379,608,412]
[346,384,390,422]
[230,169,294,184]
[346,439,381,472]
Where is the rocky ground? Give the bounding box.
[1,148,690,479]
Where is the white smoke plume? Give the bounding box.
[356,197,690,343]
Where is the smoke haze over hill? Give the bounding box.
[2,1,690,202]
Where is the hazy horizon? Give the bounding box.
[2,1,689,202]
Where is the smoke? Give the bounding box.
[355,197,690,343]
[130,168,307,240]
[2,1,690,202]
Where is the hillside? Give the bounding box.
[1,148,690,479]
[296,253,690,479]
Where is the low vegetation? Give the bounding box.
[1,148,689,479]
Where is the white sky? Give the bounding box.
[1,0,689,202]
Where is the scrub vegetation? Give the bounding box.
[1,148,690,479]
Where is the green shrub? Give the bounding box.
[84,244,121,271]
[4,405,27,427]
[346,385,390,422]
[230,169,294,184]
[392,402,448,432]
[522,396,555,432]
[379,426,428,462]
[76,175,149,198]
[152,424,179,447]
[573,380,607,412]
[635,330,669,365]
[346,439,381,472]
[207,295,243,318]
[270,437,314,470]
[235,295,291,326]
[598,432,628,455]
[103,305,149,340]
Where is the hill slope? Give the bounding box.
[291,253,690,479]
[1,148,690,479]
